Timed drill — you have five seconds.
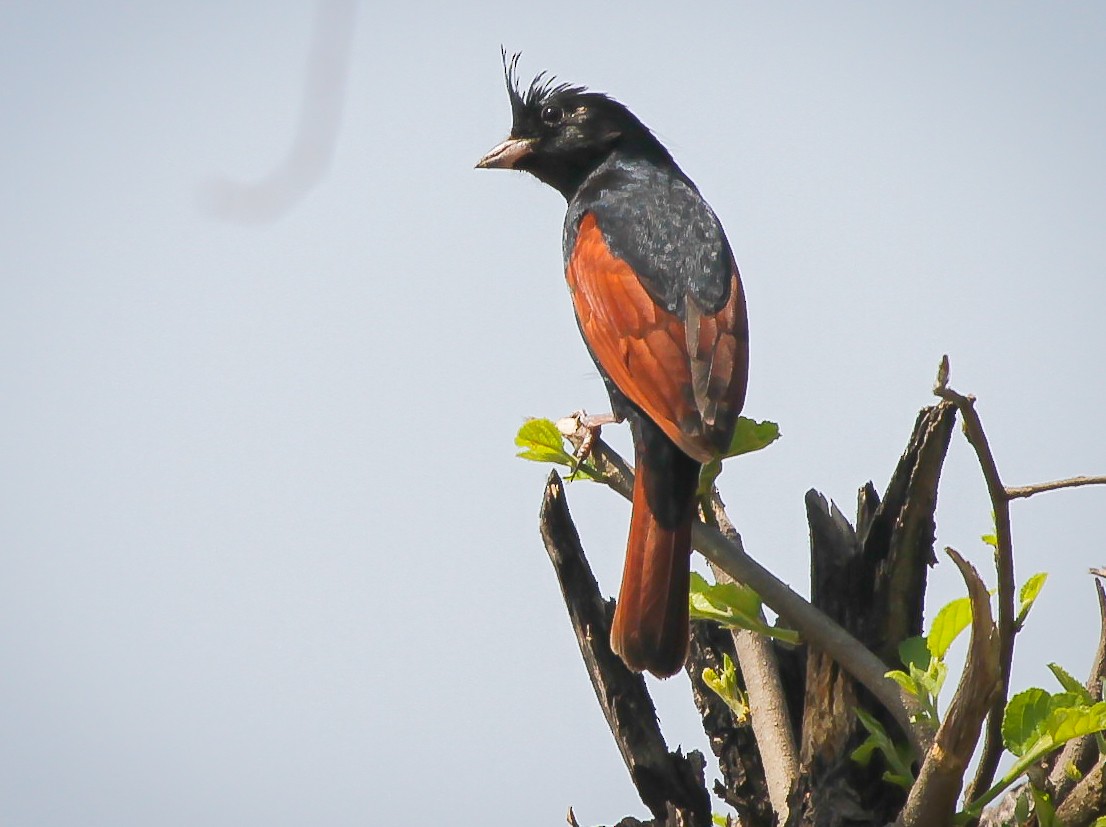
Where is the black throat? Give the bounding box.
[525,132,676,202]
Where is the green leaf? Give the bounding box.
[1049,701,1106,744]
[702,653,750,723]
[698,458,723,496]
[1002,689,1044,757]
[1013,789,1030,824]
[1002,689,1064,757]
[981,533,999,549]
[513,418,601,480]
[722,417,781,459]
[883,770,914,789]
[1002,689,1106,758]
[690,571,762,617]
[898,636,931,671]
[851,707,915,789]
[927,596,974,659]
[850,735,880,766]
[888,637,946,726]
[913,660,948,706]
[515,418,572,462]
[964,693,1106,820]
[1016,572,1048,627]
[1030,785,1057,827]
[1049,662,1093,704]
[850,709,888,768]
[699,418,781,493]
[688,572,799,645]
[885,669,921,698]
[895,633,954,727]
[1020,572,1048,608]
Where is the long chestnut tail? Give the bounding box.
[610,417,701,678]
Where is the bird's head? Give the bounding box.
[476,51,670,198]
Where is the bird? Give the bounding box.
[477,53,749,678]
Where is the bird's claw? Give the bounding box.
[556,410,619,479]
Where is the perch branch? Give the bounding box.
[898,548,1000,827]
[558,420,933,757]
[707,495,798,819]
[933,356,1016,802]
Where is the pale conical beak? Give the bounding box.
[475,137,535,170]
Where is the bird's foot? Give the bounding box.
[556,410,620,478]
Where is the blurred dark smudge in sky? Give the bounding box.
[200,0,357,223]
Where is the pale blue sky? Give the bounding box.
[2,3,1104,825]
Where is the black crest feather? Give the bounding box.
[500,48,586,119]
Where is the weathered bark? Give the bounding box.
[787,403,957,827]
[787,493,903,826]
[540,472,712,826]
[860,402,957,664]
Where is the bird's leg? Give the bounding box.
[556,410,621,477]
[575,411,620,466]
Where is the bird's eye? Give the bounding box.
[540,104,564,125]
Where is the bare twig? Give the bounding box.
[707,495,798,819]
[731,629,795,815]
[933,356,1016,802]
[685,621,775,827]
[899,548,1000,827]
[539,472,711,824]
[560,423,933,757]
[1005,476,1106,500]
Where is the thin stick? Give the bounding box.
[1005,476,1106,500]
[933,356,1016,803]
[708,496,798,819]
